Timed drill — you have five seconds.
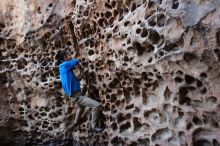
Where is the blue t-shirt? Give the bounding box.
[59,59,81,96]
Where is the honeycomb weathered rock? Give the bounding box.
[0,0,220,145]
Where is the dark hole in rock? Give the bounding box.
[113,9,118,17]
[108,17,114,25]
[186,122,193,130]
[111,136,121,144]
[128,141,138,146]
[123,87,131,100]
[141,28,148,37]
[148,72,154,77]
[40,112,47,117]
[183,52,197,62]
[21,120,28,127]
[57,109,62,115]
[133,41,145,55]
[44,106,50,112]
[134,106,140,113]
[133,117,142,131]
[124,7,129,13]
[76,20,81,24]
[111,1,116,7]
[119,121,131,133]
[200,87,207,94]
[117,89,123,96]
[206,96,217,103]
[124,21,130,26]
[106,88,112,93]
[125,103,134,110]
[214,48,220,60]
[41,74,47,82]
[17,58,27,70]
[48,127,53,131]
[193,116,202,125]
[134,78,141,85]
[98,18,105,27]
[10,53,18,59]
[196,79,203,87]
[115,100,121,106]
[213,139,220,146]
[179,87,190,105]
[163,43,178,51]
[138,137,150,145]
[148,1,155,8]
[159,51,164,56]
[141,72,148,80]
[41,60,47,67]
[28,115,34,120]
[104,103,110,111]
[37,7,42,14]
[124,56,129,62]
[200,72,207,78]
[193,140,211,146]
[142,88,148,104]
[142,41,154,52]
[107,33,112,40]
[0,23,5,33]
[151,128,171,142]
[157,13,167,27]
[66,41,72,46]
[136,28,141,34]
[19,107,24,111]
[43,121,49,126]
[109,78,120,89]
[117,113,126,123]
[100,12,104,17]
[148,57,153,63]
[34,112,39,117]
[126,113,132,119]
[175,77,183,83]
[105,3,112,9]
[88,50,94,56]
[105,11,112,19]
[119,15,124,21]
[157,0,162,4]
[176,70,183,75]
[172,0,179,9]
[164,87,172,100]
[111,122,118,130]
[110,94,117,103]
[48,3,53,7]
[53,122,60,129]
[148,18,156,26]
[185,74,195,84]
[148,29,160,44]
[131,3,136,12]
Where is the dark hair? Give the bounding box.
[55,50,67,66]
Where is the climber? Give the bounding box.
[59,56,103,133]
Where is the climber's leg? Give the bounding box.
[74,95,100,128]
[74,104,85,125]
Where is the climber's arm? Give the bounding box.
[77,64,84,81]
[61,59,80,71]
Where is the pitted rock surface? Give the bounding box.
[0,0,220,145]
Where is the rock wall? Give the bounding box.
[0,0,220,145]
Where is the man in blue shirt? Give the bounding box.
[59,57,103,133]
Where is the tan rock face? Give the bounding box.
[0,0,220,145]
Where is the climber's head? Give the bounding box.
[55,50,72,66]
